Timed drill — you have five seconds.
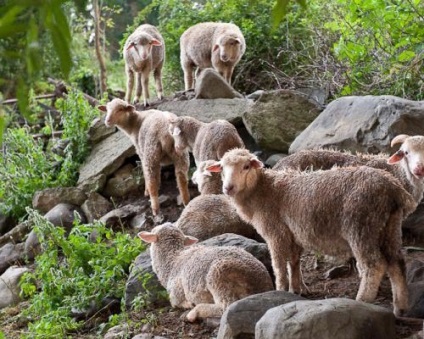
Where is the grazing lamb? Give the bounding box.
[123,24,165,106]
[176,194,261,241]
[273,134,424,204]
[98,99,190,216]
[138,223,273,322]
[207,148,417,316]
[191,160,223,195]
[180,22,246,90]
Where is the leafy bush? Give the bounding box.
[20,209,146,337]
[0,90,99,219]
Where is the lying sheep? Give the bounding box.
[273,134,424,204]
[98,99,190,216]
[138,223,273,322]
[191,160,223,195]
[123,24,165,106]
[176,194,261,241]
[207,148,417,316]
[180,22,246,90]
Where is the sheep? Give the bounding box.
[138,223,273,322]
[123,24,165,106]
[176,194,262,241]
[273,134,424,204]
[191,160,223,195]
[168,116,244,165]
[180,22,246,90]
[206,148,418,316]
[98,99,190,216]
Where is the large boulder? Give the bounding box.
[0,266,29,309]
[81,192,113,223]
[195,68,243,99]
[77,130,136,190]
[0,213,16,236]
[0,243,25,275]
[32,187,87,213]
[289,95,424,154]
[242,90,323,153]
[217,291,306,339]
[256,298,396,339]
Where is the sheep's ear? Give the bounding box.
[138,231,158,243]
[202,169,213,177]
[391,134,409,147]
[126,41,135,51]
[250,158,264,169]
[235,38,241,44]
[123,104,136,113]
[98,105,107,112]
[184,235,198,246]
[151,39,162,46]
[388,150,405,164]
[213,44,220,52]
[206,162,222,173]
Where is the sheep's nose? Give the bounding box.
[414,166,424,178]
[221,54,229,61]
[223,184,234,196]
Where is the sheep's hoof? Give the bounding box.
[186,309,198,323]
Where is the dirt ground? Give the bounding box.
[2,166,424,338]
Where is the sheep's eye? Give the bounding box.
[404,151,409,155]
[243,164,250,170]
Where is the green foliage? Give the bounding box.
[0,90,99,219]
[20,209,146,337]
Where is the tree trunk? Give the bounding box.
[93,0,107,95]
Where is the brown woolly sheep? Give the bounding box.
[98,99,190,216]
[138,223,273,322]
[207,148,417,316]
[124,24,165,106]
[180,22,246,90]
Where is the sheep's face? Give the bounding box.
[207,149,263,196]
[126,34,162,61]
[213,36,242,63]
[98,99,135,127]
[169,120,189,154]
[192,160,216,192]
[388,135,424,179]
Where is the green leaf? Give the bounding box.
[398,50,415,62]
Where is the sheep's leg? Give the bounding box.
[142,160,161,216]
[141,71,150,107]
[386,258,408,316]
[153,64,163,100]
[268,241,289,291]
[182,61,194,91]
[288,245,303,294]
[125,66,134,103]
[169,278,192,309]
[186,304,223,322]
[222,67,234,86]
[172,153,190,206]
[134,72,142,104]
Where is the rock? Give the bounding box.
[256,298,396,339]
[295,87,329,105]
[100,204,148,230]
[407,259,424,284]
[157,98,253,125]
[242,90,323,152]
[0,266,29,309]
[103,323,130,339]
[32,187,87,213]
[265,153,286,168]
[195,68,243,99]
[88,116,116,144]
[0,213,16,236]
[217,291,306,339]
[77,130,136,190]
[124,251,167,309]
[81,192,113,223]
[407,281,424,318]
[403,201,424,238]
[200,234,272,275]
[0,243,25,275]
[0,221,31,248]
[103,163,142,198]
[25,203,86,260]
[323,264,352,279]
[289,95,424,154]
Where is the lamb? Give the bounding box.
[180,22,246,90]
[206,148,417,316]
[191,160,223,195]
[273,134,424,204]
[98,99,190,216]
[138,223,273,322]
[176,194,262,241]
[123,24,165,106]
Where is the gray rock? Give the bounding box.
[295,87,329,105]
[81,192,113,223]
[0,221,31,248]
[78,173,108,193]
[407,281,424,318]
[157,98,253,125]
[256,298,396,339]
[0,214,16,236]
[200,234,271,274]
[289,95,424,154]
[265,153,287,168]
[103,323,130,339]
[100,204,148,230]
[243,90,323,152]
[0,243,25,275]
[77,130,136,189]
[407,259,424,284]
[124,251,167,309]
[32,187,87,213]
[0,266,29,309]
[103,163,142,198]
[217,291,306,339]
[403,201,424,238]
[195,68,244,99]
[88,116,116,145]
